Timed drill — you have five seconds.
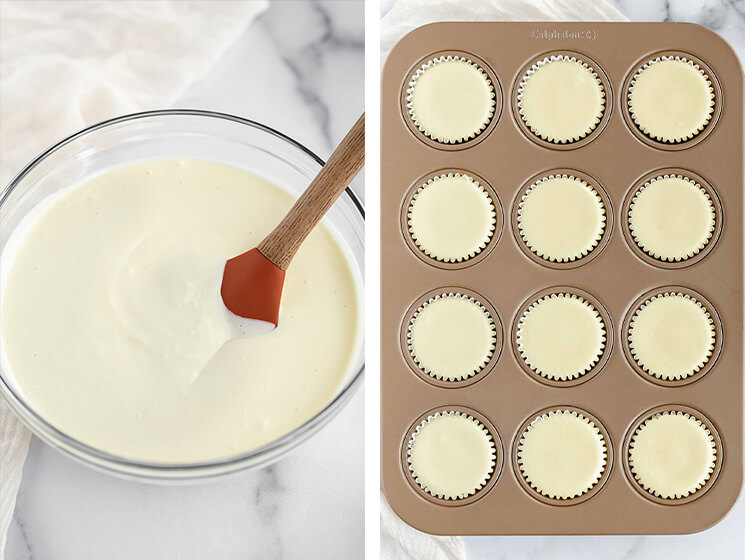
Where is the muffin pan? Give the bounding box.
[381,23,743,535]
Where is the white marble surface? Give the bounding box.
[5,2,364,559]
[380,0,745,558]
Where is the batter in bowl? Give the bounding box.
[0,159,362,463]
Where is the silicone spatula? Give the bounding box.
[221,113,365,327]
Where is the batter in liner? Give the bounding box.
[629,410,717,499]
[408,410,496,499]
[628,175,715,262]
[407,56,495,144]
[1,159,362,463]
[628,57,714,142]
[518,409,607,499]
[517,175,606,262]
[628,293,715,380]
[407,293,495,381]
[407,173,496,263]
[517,293,605,381]
[518,55,605,143]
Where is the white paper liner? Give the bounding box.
[516,54,606,144]
[627,56,715,143]
[407,173,497,263]
[628,174,716,262]
[406,55,496,144]
[516,174,607,262]
[407,410,497,500]
[517,409,608,500]
[516,293,606,381]
[628,410,718,499]
[628,291,716,380]
[407,292,497,381]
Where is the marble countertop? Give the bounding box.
[5,2,364,559]
[380,0,745,558]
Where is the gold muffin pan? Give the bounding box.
[382,23,742,535]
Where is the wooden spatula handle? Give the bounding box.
[257,113,365,270]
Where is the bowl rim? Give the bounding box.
[0,109,365,480]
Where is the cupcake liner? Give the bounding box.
[516,55,606,144]
[628,56,715,143]
[406,55,496,144]
[407,173,497,263]
[628,410,718,499]
[407,409,497,500]
[407,292,497,381]
[628,291,716,380]
[516,293,606,381]
[628,174,716,262]
[517,174,607,263]
[517,409,608,500]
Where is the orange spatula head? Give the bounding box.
[220,115,364,329]
[221,248,286,325]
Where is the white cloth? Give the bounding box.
[381,494,465,560]
[0,1,266,555]
[379,1,626,558]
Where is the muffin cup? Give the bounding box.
[621,168,723,269]
[512,51,612,150]
[401,287,502,389]
[512,169,612,269]
[513,406,613,506]
[406,172,496,263]
[622,51,722,150]
[401,52,501,149]
[512,287,613,387]
[403,406,503,506]
[622,286,723,387]
[401,169,503,270]
[623,405,723,505]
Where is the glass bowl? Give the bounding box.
[0,109,365,482]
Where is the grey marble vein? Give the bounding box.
[6,514,31,560]
[607,0,745,60]
[258,0,364,152]
[250,465,285,559]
